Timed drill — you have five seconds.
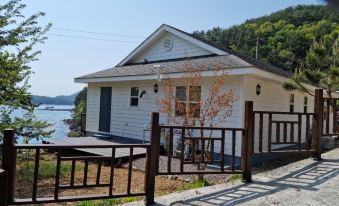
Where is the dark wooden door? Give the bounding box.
[99,87,112,133]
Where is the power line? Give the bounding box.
[51,27,146,38]
[47,33,142,43]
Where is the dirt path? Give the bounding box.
[125,148,339,205]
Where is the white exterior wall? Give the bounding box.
[86,80,161,140]
[86,73,324,156]
[243,75,315,152]
[130,32,213,63]
[200,76,244,157]
[86,76,244,156]
[86,85,100,132]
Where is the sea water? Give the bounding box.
[9,104,73,143]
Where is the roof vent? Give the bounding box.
[164,39,173,51]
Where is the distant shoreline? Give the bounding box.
[36,108,73,112]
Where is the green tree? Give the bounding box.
[193,5,339,72]
[0,0,53,142]
[283,39,339,100]
[73,87,87,124]
[67,87,87,137]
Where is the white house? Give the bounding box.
[75,24,325,157]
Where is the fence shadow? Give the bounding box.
[167,158,339,206]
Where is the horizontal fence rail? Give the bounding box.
[1,130,153,205]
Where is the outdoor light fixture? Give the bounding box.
[256,84,261,95]
[154,83,159,93]
[140,90,146,98]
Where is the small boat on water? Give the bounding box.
[44,106,55,110]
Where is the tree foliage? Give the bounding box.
[283,39,339,98]
[0,0,53,142]
[73,87,87,124]
[193,5,339,72]
[157,62,237,128]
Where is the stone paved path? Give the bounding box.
[124,148,339,206]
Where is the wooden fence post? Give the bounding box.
[312,89,323,160]
[0,169,8,206]
[242,101,253,183]
[80,113,86,136]
[2,129,16,204]
[144,113,159,205]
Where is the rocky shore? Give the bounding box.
[63,118,81,137]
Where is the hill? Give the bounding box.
[193,5,339,71]
[32,92,78,105]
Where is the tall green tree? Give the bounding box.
[0,0,53,143]
[283,39,339,100]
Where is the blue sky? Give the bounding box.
[20,0,322,96]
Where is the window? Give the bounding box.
[130,87,139,106]
[304,96,308,113]
[289,94,294,112]
[175,86,201,117]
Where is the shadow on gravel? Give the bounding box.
[166,158,339,206]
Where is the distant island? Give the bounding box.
[32,92,79,105]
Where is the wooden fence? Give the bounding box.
[0,89,330,205]
[151,106,252,180]
[252,89,323,160]
[0,129,155,205]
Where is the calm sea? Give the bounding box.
[12,104,73,143]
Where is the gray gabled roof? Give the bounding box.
[75,24,291,81]
[75,55,252,80]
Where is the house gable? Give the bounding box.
[117,24,227,66]
[129,31,214,64]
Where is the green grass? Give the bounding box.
[68,130,82,137]
[76,197,139,206]
[17,159,82,181]
[179,179,209,191]
[229,174,242,181]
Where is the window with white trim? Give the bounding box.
[130,87,139,107]
[175,86,201,117]
[304,96,308,113]
[289,94,295,112]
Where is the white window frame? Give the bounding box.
[130,87,139,107]
[289,94,295,113]
[304,96,308,113]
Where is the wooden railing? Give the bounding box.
[0,129,156,205]
[253,111,315,153]
[0,90,328,205]
[150,101,253,183]
[252,89,323,160]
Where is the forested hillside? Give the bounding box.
[193,5,339,71]
[32,93,78,105]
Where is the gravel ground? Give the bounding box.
[123,156,234,183]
